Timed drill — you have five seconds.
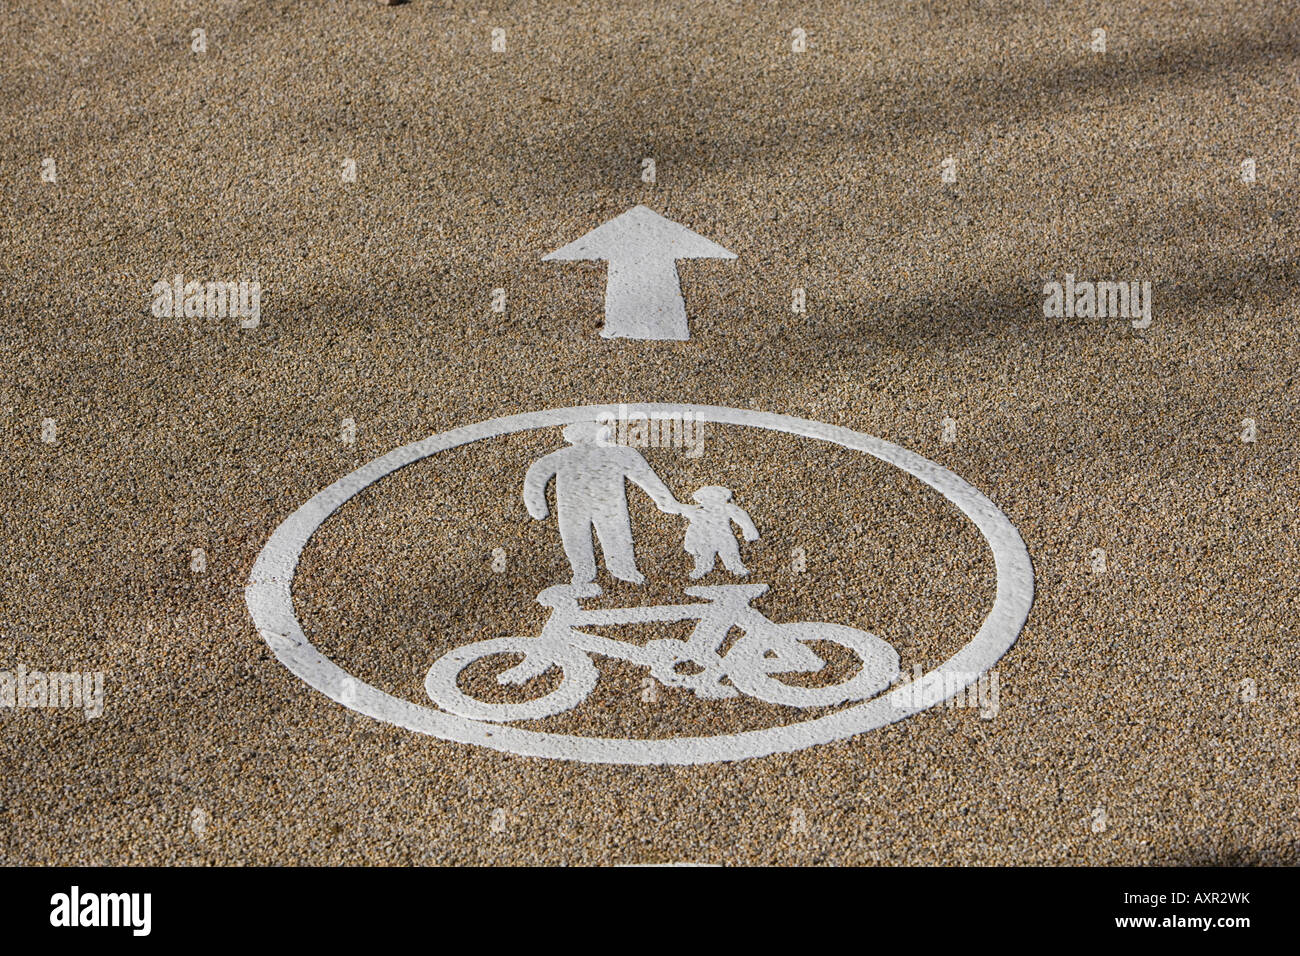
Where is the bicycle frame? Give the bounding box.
[524,583,775,697]
[425,580,895,720]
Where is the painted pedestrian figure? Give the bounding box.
[681,486,759,578]
[524,421,685,585]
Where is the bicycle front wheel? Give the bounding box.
[728,622,899,708]
[425,637,598,722]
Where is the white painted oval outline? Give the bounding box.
[245,405,1034,765]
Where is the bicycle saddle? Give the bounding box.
[683,583,769,602]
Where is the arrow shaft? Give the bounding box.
[603,258,688,340]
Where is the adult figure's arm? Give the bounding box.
[523,452,561,519]
[729,504,760,542]
[619,448,683,513]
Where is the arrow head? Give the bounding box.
[543,205,736,340]
[542,205,736,263]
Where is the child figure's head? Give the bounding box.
[691,485,733,506]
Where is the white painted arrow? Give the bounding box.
[543,205,736,341]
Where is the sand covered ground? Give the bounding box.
[1,0,1297,864]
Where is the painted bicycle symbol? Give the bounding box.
[424,419,900,721]
[425,581,899,720]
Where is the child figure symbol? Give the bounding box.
[682,486,759,579]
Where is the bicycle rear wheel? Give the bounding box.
[425,637,598,722]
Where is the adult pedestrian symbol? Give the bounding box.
[543,206,736,340]
[245,405,1034,765]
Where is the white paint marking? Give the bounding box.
[246,405,1034,765]
[542,206,736,340]
[423,581,898,721]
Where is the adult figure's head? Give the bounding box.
[563,421,613,446]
